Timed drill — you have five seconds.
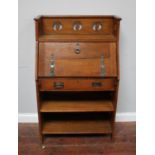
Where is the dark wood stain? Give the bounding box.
[19,122,136,155]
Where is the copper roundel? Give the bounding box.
[92,22,103,31]
[72,22,83,31]
[52,21,63,31]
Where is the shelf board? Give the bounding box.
[38,34,116,42]
[40,100,114,113]
[42,120,112,134]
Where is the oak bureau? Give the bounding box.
[34,15,121,148]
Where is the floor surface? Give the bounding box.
[18,122,136,155]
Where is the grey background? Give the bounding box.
[19,0,136,114]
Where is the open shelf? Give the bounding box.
[40,100,114,112]
[40,91,114,113]
[40,92,114,135]
[42,120,112,134]
[42,112,112,134]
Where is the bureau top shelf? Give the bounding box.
[34,15,121,42]
[38,34,116,42]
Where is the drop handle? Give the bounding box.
[53,82,64,89]
[75,43,80,54]
[75,48,80,54]
[92,82,102,87]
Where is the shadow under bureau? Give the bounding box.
[34,15,121,148]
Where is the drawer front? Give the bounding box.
[38,43,117,77]
[42,17,113,35]
[39,78,116,91]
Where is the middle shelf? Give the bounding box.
[40,100,114,112]
[39,91,115,113]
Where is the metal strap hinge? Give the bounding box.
[50,55,55,76]
[101,55,106,77]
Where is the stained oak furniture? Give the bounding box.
[34,15,121,148]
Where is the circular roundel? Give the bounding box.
[73,22,83,31]
[92,22,103,31]
[52,22,63,31]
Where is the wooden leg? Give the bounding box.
[41,134,46,149]
[111,114,116,142]
[111,133,115,142]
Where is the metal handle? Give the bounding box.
[92,82,102,87]
[74,43,81,54]
[75,48,80,54]
[53,82,64,89]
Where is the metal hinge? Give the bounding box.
[50,55,55,77]
[101,55,106,77]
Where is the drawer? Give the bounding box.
[39,78,116,91]
[38,43,117,77]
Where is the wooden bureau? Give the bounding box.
[34,15,121,148]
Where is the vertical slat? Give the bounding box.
[114,19,121,80]
[34,20,39,41]
[36,81,44,144]
[111,18,121,140]
[111,80,119,140]
[35,42,39,81]
[34,16,43,41]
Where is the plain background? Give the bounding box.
[19,0,136,115]
[2,0,155,154]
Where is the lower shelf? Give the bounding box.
[42,120,112,135]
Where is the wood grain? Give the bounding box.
[40,100,114,112]
[38,34,116,42]
[39,42,110,59]
[34,15,121,144]
[38,43,117,77]
[42,120,112,134]
[41,18,113,35]
[34,16,121,41]
[39,78,115,91]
